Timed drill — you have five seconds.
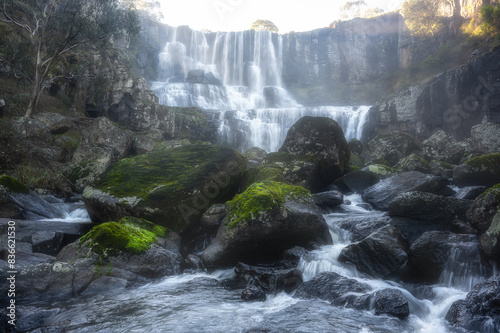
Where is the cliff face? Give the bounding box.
[374,47,500,141]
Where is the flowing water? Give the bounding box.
[21,195,493,333]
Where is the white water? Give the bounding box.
[39,201,91,223]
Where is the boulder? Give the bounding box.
[262,152,320,191]
[201,181,332,268]
[466,184,500,233]
[11,117,52,141]
[389,191,472,224]
[65,145,114,191]
[240,165,286,191]
[446,275,500,332]
[83,144,246,232]
[348,138,364,155]
[362,164,398,178]
[243,147,267,166]
[422,130,470,165]
[334,170,379,194]
[312,190,344,210]
[338,215,392,242]
[338,225,409,278]
[453,186,486,200]
[278,116,350,192]
[372,288,410,319]
[394,154,431,174]
[429,160,454,178]
[408,231,484,283]
[471,122,500,154]
[361,171,453,211]
[282,246,307,268]
[453,153,500,187]
[362,131,422,166]
[132,129,164,155]
[480,209,500,261]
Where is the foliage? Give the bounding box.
[338,0,384,21]
[0,174,29,193]
[250,19,279,33]
[402,0,447,36]
[480,4,500,35]
[0,0,140,117]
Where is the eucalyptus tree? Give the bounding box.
[0,0,139,117]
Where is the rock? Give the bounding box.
[65,145,114,191]
[34,112,72,135]
[240,165,286,191]
[450,219,478,235]
[132,129,164,155]
[348,138,364,155]
[338,215,391,242]
[243,147,267,166]
[453,153,500,187]
[241,284,267,301]
[12,117,52,141]
[394,154,431,174]
[0,175,62,220]
[429,160,454,178]
[80,116,133,161]
[446,275,500,332]
[278,116,350,192]
[261,152,319,191]
[466,184,500,233]
[471,122,500,154]
[31,231,64,256]
[362,171,453,210]
[480,209,500,261]
[201,181,332,268]
[362,131,422,166]
[282,246,307,268]
[372,288,410,319]
[81,276,128,295]
[294,271,369,303]
[408,231,484,283]
[200,204,227,229]
[453,186,486,200]
[334,170,379,194]
[422,130,470,164]
[83,144,246,232]
[389,191,472,224]
[362,164,398,178]
[312,190,344,210]
[338,225,409,278]
[187,69,205,83]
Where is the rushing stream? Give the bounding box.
[23,195,493,333]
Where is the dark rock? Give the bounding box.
[422,130,470,165]
[453,153,500,187]
[334,170,379,194]
[389,191,472,224]
[429,160,454,178]
[278,116,350,192]
[201,182,332,268]
[362,131,422,166]
[446,275,500,332]
[450,219,478,235]
[453,186,486,200]
[243,147,267,165]
[390,216,451,245]
[372,288,410,319]
[312,190,344,210]
[81,276,128,295]
[466,184,500,234]
[181,204,226,255]
[338,215,391,242]
[480,210,500,261]
[262,152,319,191]
[200,204,227,229]
[242,285,267,301]
[348,138,364,155]
[294,271,369,303]
[31,230,64,256]
[338,225,409,278]
[282,246,307,268]
[132,129,164,155]
[408,231,484,283]
[0,250,54,267]
[394,154,431,174]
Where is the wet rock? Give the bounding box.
[466,184,500,234]
[362,171,453,210]
[362,131,422,166]
[338,215,391,242]
[334,170,379,194]
[372,288,410,319]
[81,276,128,295]
[408,231,484,283]
[295,271,370,303]
[282,246,307,268]
[429,160,454,178]
[348,138,364,155]
[450,219,478,235]
[338,225,409,278]
[389,191,472,224]
[394,154,431,174]
[278,116,350,192]
[243,147,267,166]
[242,284,267,301]
[480,210,500,261]
[261,152,318,191]
[312,190,344,210]
[446,274,500,332]
[453,186,486,200]
[422,130,470,165]
[453,153,500,187]
[201,182,332,268]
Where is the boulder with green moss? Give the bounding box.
[394,154,431,174]
[422,130,471,165]
[480,209,500,261]
[466,184,500,233]
[240,165,286,191]
[278,116,350,192]
[201,181,332,268]
[453,153,500,187]
[362,131,422,166]
[363,164,398,178]
[83,144,246,232]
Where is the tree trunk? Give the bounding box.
[25,41,44,118]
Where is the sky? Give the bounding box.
[158,0,405,33]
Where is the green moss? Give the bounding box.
[0,175,30,194]
[367,164,397,176]
[226,181,312,229]
[481,183,500,201]
[465,153,500,173]
[349,153,364,168]
[433,160,454,169]
[349,166,361,172]
[119,216,169,238]
[241,165,286,191]
[80,221,158,257]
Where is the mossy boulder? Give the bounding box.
[263,152,321,191]
[0,175,30,194]
[453,153,500,187]
[466,184,500,233]
[394,154,431,174]
[422,130,470,165]
[201,181,332,268]
[240,165,286,191]
[278,116,350,192]
[83,144,247,232]
[348,153,364,169]
[362,131,422,166]
[480,209,500,261]
[243,147,267,166]
[363,164,398,178]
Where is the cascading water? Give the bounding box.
[150,26,371,152]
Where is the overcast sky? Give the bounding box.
[158,0,404,32]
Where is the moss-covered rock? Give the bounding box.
[349,153,364,169]
[201,181,332,267]
[83,144,247,232]
[362,131,422,166]
[364,164,398,178]
[480,209,500,261]
[240,165,286,191]
[466,184,500,233]
[243,147,267,165]
[0,175,30,194]
[453,153,500,187]
[394,154,431,174]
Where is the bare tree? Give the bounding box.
[0,0,139,117]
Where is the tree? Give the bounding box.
[0,0,139,118]
[402,0,446,36]
[250,19,279,33]
[337,0,384,21]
